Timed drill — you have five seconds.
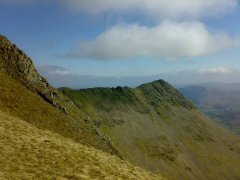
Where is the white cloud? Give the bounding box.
[69,21,239,60]
[62,0,238,18]
[38,65,70,76]
[37,65,160,88]
[198,67,235,75]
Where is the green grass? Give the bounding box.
[0,72,118,156]
[61,80,240,180]
[0,110,163,179]
[2,34,240,179]
[60,87,150,113]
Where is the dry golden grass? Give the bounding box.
[0,111,163,179]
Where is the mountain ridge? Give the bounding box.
[1,35,240,179]
[60,80,240,179]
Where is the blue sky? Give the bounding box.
[0,0,240,88]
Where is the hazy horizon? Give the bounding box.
[38,65,240,89]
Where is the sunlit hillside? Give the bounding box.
[0,111,162,179]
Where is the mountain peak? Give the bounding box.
[0,35,45,89]
[0,35,10,44]
[138,79,195,110]
[138,79,168,88]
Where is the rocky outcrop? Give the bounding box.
[0,35,68,114]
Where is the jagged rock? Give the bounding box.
[37,91,68,115]
[50,91,58,98]
[59,106,68,115]
[0,35,68,115]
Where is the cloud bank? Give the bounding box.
[198,67,235,75]
[69,21,239,60]
[38,65,159,88]
[38,65,240,88]
[38,65,70,76]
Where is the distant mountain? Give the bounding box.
[2,35,240,179]
[178,82,240,91]
[179,84,240,134]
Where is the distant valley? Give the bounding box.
[179,83,240,134]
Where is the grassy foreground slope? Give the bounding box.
[0,111,162,179]
[61,81,240,180]
[0,72,118,156]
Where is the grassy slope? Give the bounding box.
[0,72,118,156]
[0,35,118,155]
[61,81,240,180]
[0,111,163,179]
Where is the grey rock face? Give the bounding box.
[0,35,68,114]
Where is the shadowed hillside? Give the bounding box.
[61,81,240,179]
